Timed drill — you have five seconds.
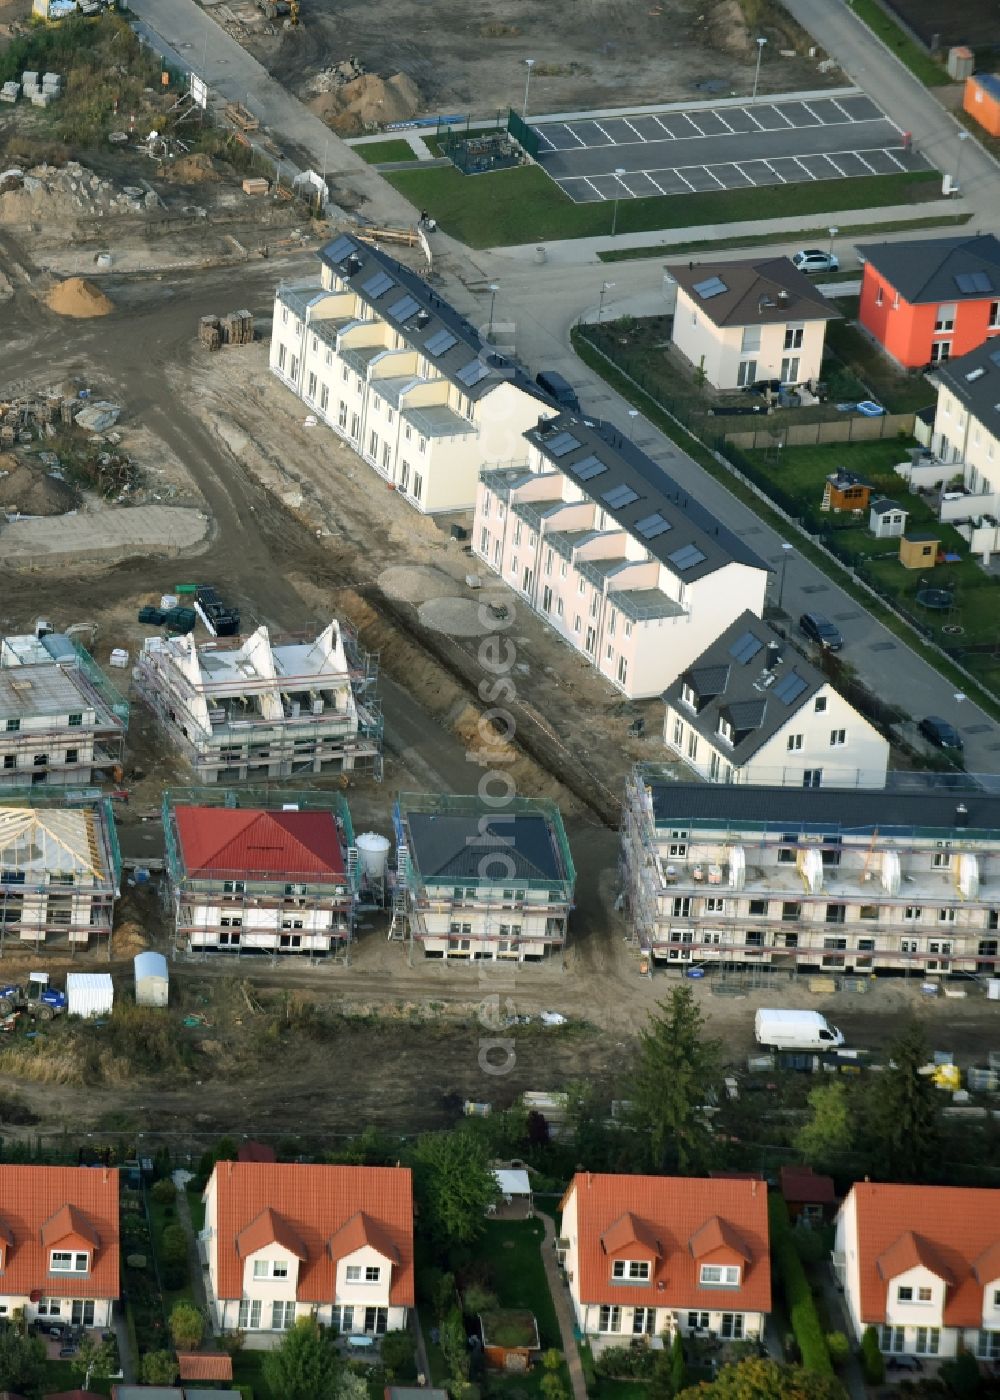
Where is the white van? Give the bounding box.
[754,1008,844,1051]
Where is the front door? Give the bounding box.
[71,1300,95,1326]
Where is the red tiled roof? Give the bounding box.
[851,1182,1000,1327]
[562,1173,770,1312]
[173,806,346,880]
[975,1241,1000,1284]
[601,1213,662,1258]
[689,1215,752,1263]
[212,1162,414,1306]
[779,1165,836,1206]
[0,1165,118,1302]
[238,1141,277,1164]
[177,1352,234,1382]
[237,1207,308,1261]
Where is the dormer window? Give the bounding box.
[346,1264,381,1283]
[51,1250,88,1274]
[681,683,697,711]
[700,1264,740,1287]
[612,1260,650,1281]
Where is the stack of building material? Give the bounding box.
[225,309,254,345]
[199,315,223,351]
[242,176,269,195]
[0,83,19,105]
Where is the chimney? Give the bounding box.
[956,803,969,828]
[765,641,781,670]
[752,1179,757,1197]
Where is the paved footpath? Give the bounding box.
[539,1213,588,1400]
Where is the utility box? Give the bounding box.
[964,73,1000,137]
[134,951,168,1008]
[947,45,975,80]
[66,972,113,1019]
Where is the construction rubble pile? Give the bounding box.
[0,162,161,227]
[0,392,140,510]
[305,59,421,135]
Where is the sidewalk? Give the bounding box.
[538,1213,588,1400]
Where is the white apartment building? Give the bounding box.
[559,1172,770,1353]
[835,1181,1000,1362]
[621,768,1000,974]
[270,233,552,514]
[392,792,576,962]
[134,620,381,784]
[473,414,769,700]
[662,612,889,788]
[667,257,838,390]
[929,342,1000,562]
[202,1161,413,1341]
[0,632,127,790]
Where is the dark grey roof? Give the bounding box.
[319,233,549,407]
[870,497,905,515]
[666,256,839,329]
[855,234,1000,305]
[404,812,566,883]
[663,610,825,763]
[932,339,1000,429]
[523,416,767,583]
[642,774,1000,839]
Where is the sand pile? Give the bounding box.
[163,152,222,184]
[708,0,750,52]
[0,452,78,516]
[310,72,421,136]
[112,921,151,957]
[45,276,114,318]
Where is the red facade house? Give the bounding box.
[856,235,1000,369]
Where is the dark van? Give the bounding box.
[799,611,843,651]
[535,369,580,412]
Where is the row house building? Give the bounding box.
[0,631,128,791]
[270,232,552,514]
[202,1161,413,1341]
[163,790,358,957]
[392,791,576,962]
[621,769,1000,974]
[926,341,1000,564]
[559,1172,770,1351]
[473,413,769,700]
[661,611,889,788]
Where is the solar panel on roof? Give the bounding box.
[602,483,639,509]
[668,543,707,571]
[575,456,608,482]
[635,511,671,540]
[326,233,357,263]
[424,328,458,356]
[693,275,727,299]
[362,270,395,298]
[729,630,764,665]
[955,273,977,294]
[973,271,994,293]
[546,431,581,458]
[955,270,995,295]
[387,293,421,322]
[457,359,490,387]
[773,671,809,705]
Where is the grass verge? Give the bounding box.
[846,0,950,85]
[597,213,972,262]
[480,1219,561,1348]
[570,326,1000,726]
[354,138,421,165]
[385,164,940,248]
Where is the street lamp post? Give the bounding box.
[752,37,767,101]
[956,129,970,186]
[828,225,839,258]
[628,408,640,439]
[487,282,499,339]
[776,541,794,612]
[598,280,615,323]
[611,167,627,236]
[522,58,535,121]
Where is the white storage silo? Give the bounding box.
[134,951,168,1008]
[356,831,390,883]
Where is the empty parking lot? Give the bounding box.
[531,92,932,202]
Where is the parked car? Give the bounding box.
[535,369,580,412]
[799,611,843,651]
[919,715,964,751]
[886,1355,922,1372]
[792,249,840,274]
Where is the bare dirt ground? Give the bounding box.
[883,0,1000,49]
[242,0,839,122]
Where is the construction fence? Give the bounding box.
[724,410,917,451]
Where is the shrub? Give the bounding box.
[141,1351,178,1386]
[793,1228,826,1267]
[160,1223,187,1265]
[462,1284,498,1316]
[939,1349,981,1398]
[169,1300,204,1350]
[380,1329,417,1380]
[768,1196,834,1376]
[826,1332,850,1367]
[594,1346,656,1378]
[151,1179,176,1205]
[860,1326,885,1384]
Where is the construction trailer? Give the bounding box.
[0,633,128,790]
[134,619,382,785]
[391,791,576,964]
[0,794,121,958]
[162,786,360,958]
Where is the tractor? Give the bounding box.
[0,972,67,1021]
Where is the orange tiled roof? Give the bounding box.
[0,1165,118,1302]
[237,1206,308,1261]
[212,1162,414,1306]
[601,1212,662,1258]
[851,1182,1000,1326]
[177,1352,234,1381]
[779,1165,836,1206]
[563,1173,770,1312]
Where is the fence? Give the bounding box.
[506,107,540,159]
[724,410,916,450]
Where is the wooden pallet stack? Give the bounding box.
[225,309,254,346]
[199,315,223,351]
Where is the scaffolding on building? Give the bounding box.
[162,787,360,961]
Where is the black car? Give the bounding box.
[886,1355,923,1372]
[741,377,783,397]
[919,715,964,751]
[799,611,844,651]
[535,369,580,412]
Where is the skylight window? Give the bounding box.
[774,671,809,704]
[362,270,395,298]
[693,276,728,299]
[729,631,764,665]
[326,234,356,263]
[575,455,608,481]
[546,431,581,458]
[424,328,458,356]
[457,359,490,386]
[668,543,707,570]
[602,483,640,509]
[387,293,421,322]
[635,512,671,539]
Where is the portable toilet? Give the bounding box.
[134,951,168,1008]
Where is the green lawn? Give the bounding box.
[233,1347,276,1400]
[847,0,951,85]
[386,164,940,248]
[354,138,420,165]
[147,1190,197,1310]
[187,1186,206,1235]
[824,304,936,414]
[597,212,972,262]
[44,1357,115,1394]
[479,1219,560,1349]
[743,438,914,500]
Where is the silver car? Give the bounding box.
[792,249,840,274]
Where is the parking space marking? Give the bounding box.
[645,170,667,194]
[563,123,587,146]
[883,147,906,170]
[761,159,786,183]
[727,163,754,186]
[830,98,854,121]
[824,153,847,176]
[743,106,764,129]
[800,101,822,124]
[583,176,605,199]
[682,112,706,135]
[535,126,556,150]
[622,117,646,141]
[765,104,794,127]
[592,120,613,143]
[714,110,735,133]
[674,167,696,190]
[853,150,877,172]
[703,165,726,187]
[652,114,674,138]
[792,156,817,180]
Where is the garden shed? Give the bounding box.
[134,950,169,1007]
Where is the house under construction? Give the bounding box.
[0,797,121,957]
[0,632,128,790]
[162,787,359,958]
[134,619,382,784]
[391,792,576,963]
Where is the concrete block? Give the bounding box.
[21,72,37,87]
[30,93,53,108]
